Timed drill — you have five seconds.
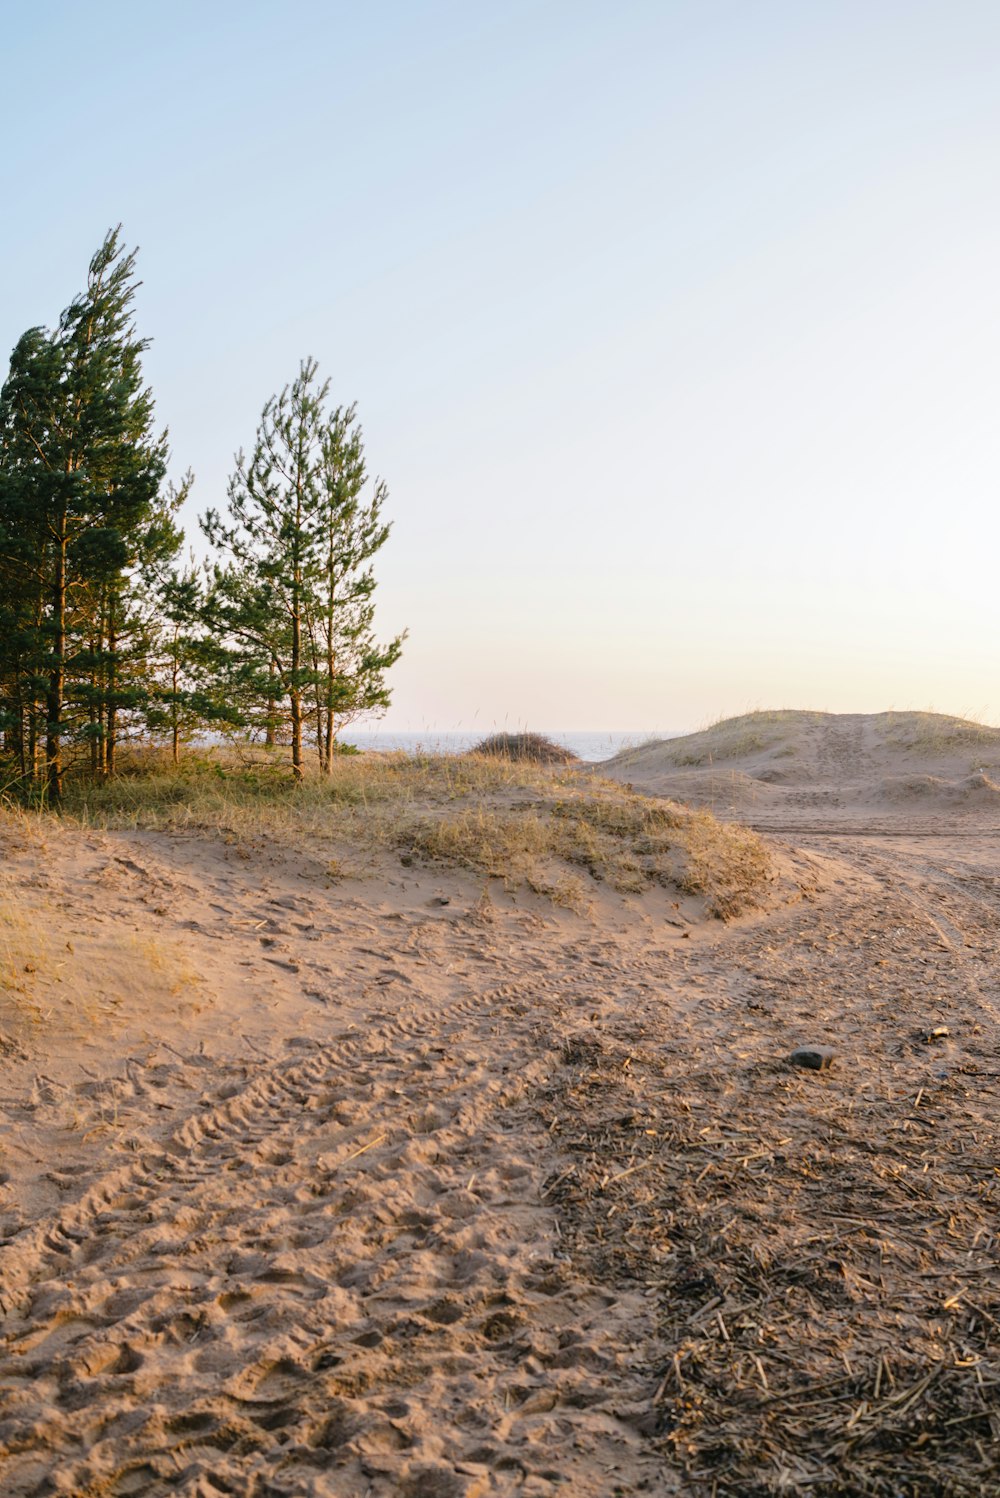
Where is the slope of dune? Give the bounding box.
[600,711,1000,826]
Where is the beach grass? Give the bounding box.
[656,710,826,767]
[45,745,773,920]
[876,711,1000,755]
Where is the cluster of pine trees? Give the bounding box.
[0,229,404,802]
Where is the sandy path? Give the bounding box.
[0,825,673,1497]
[0,981,659,1496]
[3,811,1000,1494]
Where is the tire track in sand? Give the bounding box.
[0,968,663,1498]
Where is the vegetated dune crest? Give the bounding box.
[600,709,1000,822]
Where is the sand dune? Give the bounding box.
[2,737,1000,1493]
[601,710,1000,828]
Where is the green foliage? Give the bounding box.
[0,227,180,797]
[201,358,404,776]
[0,241,404,795]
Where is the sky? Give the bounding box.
[3,1,1000,733]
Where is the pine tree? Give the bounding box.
[309,402,402,772]
[0,328,66,784]
[0,228,175,800]
[145,555,241,764]
[202,360,403,777]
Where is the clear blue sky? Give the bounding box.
[4,2,1000,732]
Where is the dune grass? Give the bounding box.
[44,746,773,920]
[0,884,198,1035]
[876,711,1000,756]
[658,710,827,767]
[0,896,55,998]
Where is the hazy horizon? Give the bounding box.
[5,2,999,732]
[347,705,1000,739]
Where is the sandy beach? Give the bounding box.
[2,715,1000,1495]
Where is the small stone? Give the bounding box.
[431,895,450,906]
[789,1045,837,1071]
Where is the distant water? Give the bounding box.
[343,729,676,764]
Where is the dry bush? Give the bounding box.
[678,809,774,919]
[402,787,772,917]
[400,778,773,919]
[470,732,579,765]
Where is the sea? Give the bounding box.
[342,730,676,764]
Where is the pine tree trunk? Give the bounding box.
[290,491,303,777]
[46,532,66,804]
[291,611,303,781]
[322,704,333,774]
[307,618,324,772]
[320,646,333,774]
[171,652,180,765]
[28,589,43,787]
[265,658,277,747]
[89,634,100,778]
[15,700,26,780]
[105,606,117,778]
[28,701,39,786]
[8,694,26,780]
[322,653,335,774]
[321,567,335,775]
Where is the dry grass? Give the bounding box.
[659,712,827,769]
[0,896,59,1000]
[876,712,1000,757]
[0,882,198,1035]
[540,1022,1000,1496]
[54,747,774,920]
[676,809,774,919]
[625,711,1000,770]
